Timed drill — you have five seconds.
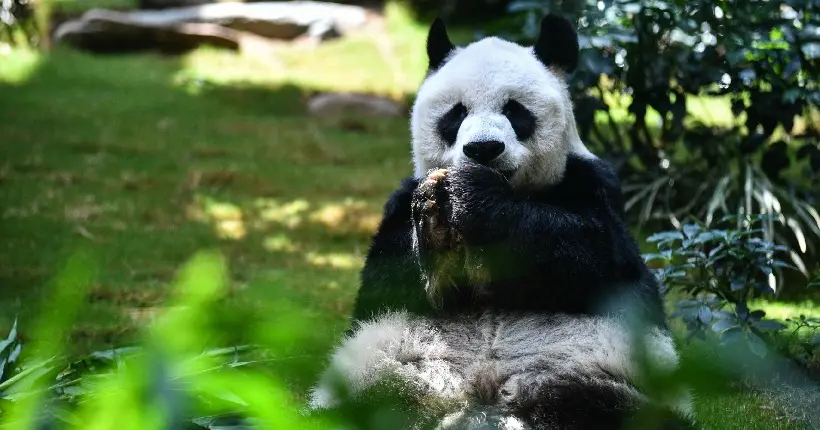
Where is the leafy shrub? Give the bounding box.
[644,214,820,428]
[645,214,819,373]
[500,0,820,275]
[646,215,796,352]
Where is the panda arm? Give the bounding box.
[445,156,650,313]
[350,177,433,322]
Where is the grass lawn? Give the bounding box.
[0,4,817,428]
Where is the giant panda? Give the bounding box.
[308,14,696,430]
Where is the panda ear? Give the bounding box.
[533,14,579,74]
[427,18,455,71]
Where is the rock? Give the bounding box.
[306,92,405,118]
[53,1,370,53]
[53,13,252,53]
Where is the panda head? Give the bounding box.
[410,15,594,189]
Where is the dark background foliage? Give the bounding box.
[480,0,820,296]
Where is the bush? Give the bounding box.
[644,215,820,428]
[499,0,820,278]
[647,215,794,347]
[645,214,819,369]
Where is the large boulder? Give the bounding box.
[53,1,371,54]
[306,92,405,118]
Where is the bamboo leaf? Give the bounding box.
[706,175,732,226]
[789,250,809,278]
[786,217,807,253]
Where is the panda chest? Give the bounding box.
[426,314,568,384]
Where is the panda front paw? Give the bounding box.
[412,168,466,308]
[413,168,454,250]
[443,162,511,241]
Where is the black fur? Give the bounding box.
[518,374,697,430]
[502,99,537,141]
[437,103,468,146]
[351,155,668,328]
[426,17,455,72]
[533,14,580,74]
[353,177,427,323]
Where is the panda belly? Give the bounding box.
[430,313,657,406]
[309,311,689,429]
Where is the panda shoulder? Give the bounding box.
[562,153,622,191]
[380,176,420,219]
[554,154,626,209]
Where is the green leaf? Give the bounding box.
[0,319,18,356]
[682,224,701,239]
[676,299,701,307]
[712,319,738,333]
[736,302,750,319]
[0,356,61,394]
[646,231,684,244]
[643,253,671,262]
[730,278,747,291]
[772,260,798,271]
[752,319,787,332]
[693,232,718,244]
[698,306,713,324]
[747,333,768,358]
[720,326,743,343]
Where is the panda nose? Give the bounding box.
[463,140,505,164]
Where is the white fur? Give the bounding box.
[309,309,694,424]
[410,37,593,189]
[309,311,466,411]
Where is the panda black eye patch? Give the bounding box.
[502,100,536,140]
[436,102,468,146]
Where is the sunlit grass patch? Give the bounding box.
[0,48,43,84]
[754,300,820,320]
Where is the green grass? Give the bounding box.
[52,0,139,14]
[1,5,818,427]
[0,40,421,352]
